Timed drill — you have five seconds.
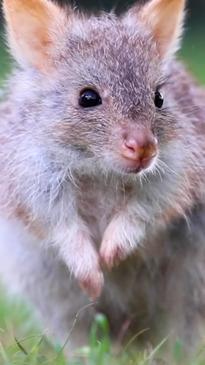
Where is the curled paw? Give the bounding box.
[100,241,127,270]
[79,269,104,300]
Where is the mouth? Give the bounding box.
[118,154,157,173]
[114,156,158,176]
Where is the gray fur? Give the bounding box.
[0,0,205,355]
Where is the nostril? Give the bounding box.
[124,138,139,154]
[121,140,140,161]
[121,137,158,162]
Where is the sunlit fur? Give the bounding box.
[0,0,205,354]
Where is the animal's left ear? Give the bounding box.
[127,0,186,59]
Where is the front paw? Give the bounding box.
[100,239,127,270]
[100,218,145,270]
[55,224,104,299]
[79,269,104,300]
[72,245,104,299]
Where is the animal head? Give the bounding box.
[3,0,187,178]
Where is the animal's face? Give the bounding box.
[48,20,161,175]
[4,0,186,178]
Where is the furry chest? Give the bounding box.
[76,180,132,243]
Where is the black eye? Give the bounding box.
[79,88,102,108]
[154,90,164,109]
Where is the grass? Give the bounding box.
[0,27,205,365]
[0,290,163,365]
[1,290,205,365]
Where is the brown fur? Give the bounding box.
[15,206,46,240]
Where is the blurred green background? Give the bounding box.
[0,0,205,84]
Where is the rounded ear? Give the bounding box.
[125,0,186,59]
[3,0,69,72]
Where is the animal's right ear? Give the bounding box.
[3,0,69,72]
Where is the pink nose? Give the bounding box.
[121,130,158,171]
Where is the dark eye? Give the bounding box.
[79,88,102,108]
[154,90,164,109]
